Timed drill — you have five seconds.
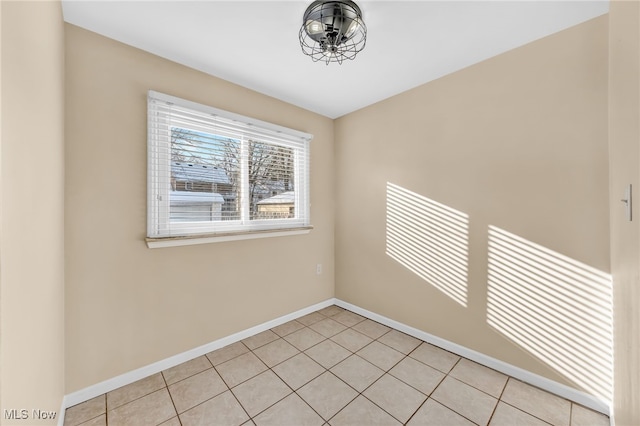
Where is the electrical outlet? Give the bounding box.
[316,264,322,275]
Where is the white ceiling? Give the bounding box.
[61,1,609,119]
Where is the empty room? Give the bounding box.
[1,1,638,425]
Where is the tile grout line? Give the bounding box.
[68,305,603,426]
[341,327,434,425]
[299,311,389,424]
[159,369,179,424]
[257,307,362,424]
[311,310,421,425]
[256,308,462,426]
[484,375,511,426]
[313,310,505,426]
[244,309,338,424]
[211,356,257,423]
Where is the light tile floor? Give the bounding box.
[64,305,610,426]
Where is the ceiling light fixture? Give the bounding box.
[299,0,367,65]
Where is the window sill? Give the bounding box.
[146,226,313,248]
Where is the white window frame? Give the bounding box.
[147,91,312,248]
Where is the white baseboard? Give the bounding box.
[57,397,66,426]
[61,296,610,421]
[334,299,610,416]
[61,298,336,414]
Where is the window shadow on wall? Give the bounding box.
[487,225,613,402]
[386,182,470,307]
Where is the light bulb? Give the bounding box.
[345,19,360,37]
[305,20,324,35]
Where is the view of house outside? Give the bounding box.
[170,127,295,222]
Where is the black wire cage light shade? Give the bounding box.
[299,0,367,65]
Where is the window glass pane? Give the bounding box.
[169,127,240,222]
[248,141,296,220]
[148,91,311,239]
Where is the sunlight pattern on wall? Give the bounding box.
[386,183,469,306]
[487,226,613,402]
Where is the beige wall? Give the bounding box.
[64,25,334,393]
[609,1,640,424]
[335,15,611,401]
[0,1,66,424]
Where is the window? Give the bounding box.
[147,91,312,244]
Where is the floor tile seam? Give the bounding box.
[270,319,305,338]
[106,388,175,425]
[205,341,252,368]
[504,376,574,405]
[163,364,216,389]
[168,381,230,416]
[431,372,503,425]
[288,385,337,423]
[271,356,327,392]
[352,383,419,425]
[241,332,281,351]
[404,355,455,376]
[295,327,334,353]
[447,371,509,399]
[178,388,251,425]
[453,357,511,382]
[444,365,511,401]
[240,346,327,423]
[250,340,303,369]
[438,375,503,409]
[407,337,463,362]
[499,377,574,424]
[304,379,360,424]
[438,395,487,426]
[64,411,106,426]
[267,345,329,384]
[65,394,108,426]
[298,312,330,327]
[388,361,449,401]
[405,397,479,426]
[232,384,294,422]
[330,352,382,378]
[303,345,354,370]
[211,356,266,390]
[159,369,181,421]
[481,392,502,426]
[495,399,558,426]
[445,349,463,373]
[352,335,406,369]
[312,328,348,340]
[291,392,330,425]
[346,336,379,357]
[403,399,424,426]
[377,334,423,356]
[154,414,180,426]
[334,318,368,328]
[105,382,169,415]
[427,391,491,426]
[370,329,405,348]
[172,416,184,426]
[327,335,365,353]
[568,402,574,426]
[327,360,427,425]
[328,326,375,352]
[225,389,253,424]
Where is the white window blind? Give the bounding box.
[147,91,312,239]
